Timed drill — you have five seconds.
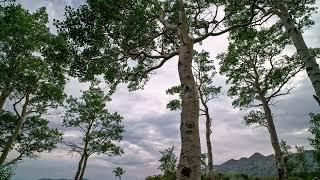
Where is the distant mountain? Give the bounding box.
[214,150,318,177]
[37,178,88,180]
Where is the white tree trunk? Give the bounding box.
[205,108,214,180]
[276,2,320,104]
[260,95,288,180]
[176,41,201,180]
[74,155,85,180]
[78,155,88,180]
[176,1,201,179]
[0,94,29,166]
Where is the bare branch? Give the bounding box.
[193,0,262,43]
[144,50,179,73]
[266,67,303,102]
[13,94,26,119]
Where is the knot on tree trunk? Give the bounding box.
[185,121,194,128]
[181,167,191,177]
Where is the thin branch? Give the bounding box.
[144,50,179,73]
[262,52,278,92]
[13,94,26,119]
[266,67,303,102]
[193,0,259,43]
[254,4,281,16]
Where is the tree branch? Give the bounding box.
[193,0,259,43]
[266,67,303,102]
[143,50,179,73]
[13,94,26,119]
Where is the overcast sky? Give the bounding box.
[8,0,320,180]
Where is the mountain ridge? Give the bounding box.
[214,150,317,177]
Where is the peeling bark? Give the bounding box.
[0,93,29,166]
[275,2,320,105]
[260,95,288,180]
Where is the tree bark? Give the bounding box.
[0,93,29,166]
[260,95,288,180]
[79,155,88,180]
[176,38,201,180]
[175,1,201,178]
[199,90,214,180]
[75,119,93,180]
[275,2,320,105]
[204,108,214,180]
[74,154,85,180]
[0,89,10,110]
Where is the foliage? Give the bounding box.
[219,26,303,109]
[262,0,317,30]
[166,51,221,110]
[0,165,15,180]
[0,111,63,166]
[57,2,263,178]
[63,86,124,157]
[309,113,320,170]
[200,153,208,173]
[0,4,68,111]
[158,146,177,177]
[56,0,261,91]
[145,174,176,180]
[243,110,267,128]
[225,0,317,34]
[113,167,125,179]
[280,140,318,177]
[295,146,307,173]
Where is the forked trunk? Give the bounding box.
[260,95,288,180]
[75,128,91,180]
[276,2,320,105]
[0,94,29,166]
[74,155,85,180]
[79,155,88,180]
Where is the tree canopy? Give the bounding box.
[0,111,63,166]
[219,26,303,108]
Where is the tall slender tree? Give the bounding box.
[166,51,221,180]
[219,26,303,180]
[57,1,265,178]
[63,86,124,180]
[0,5,67,166]
[227,0,320,104]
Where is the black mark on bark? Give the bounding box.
[181,167,191,177]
